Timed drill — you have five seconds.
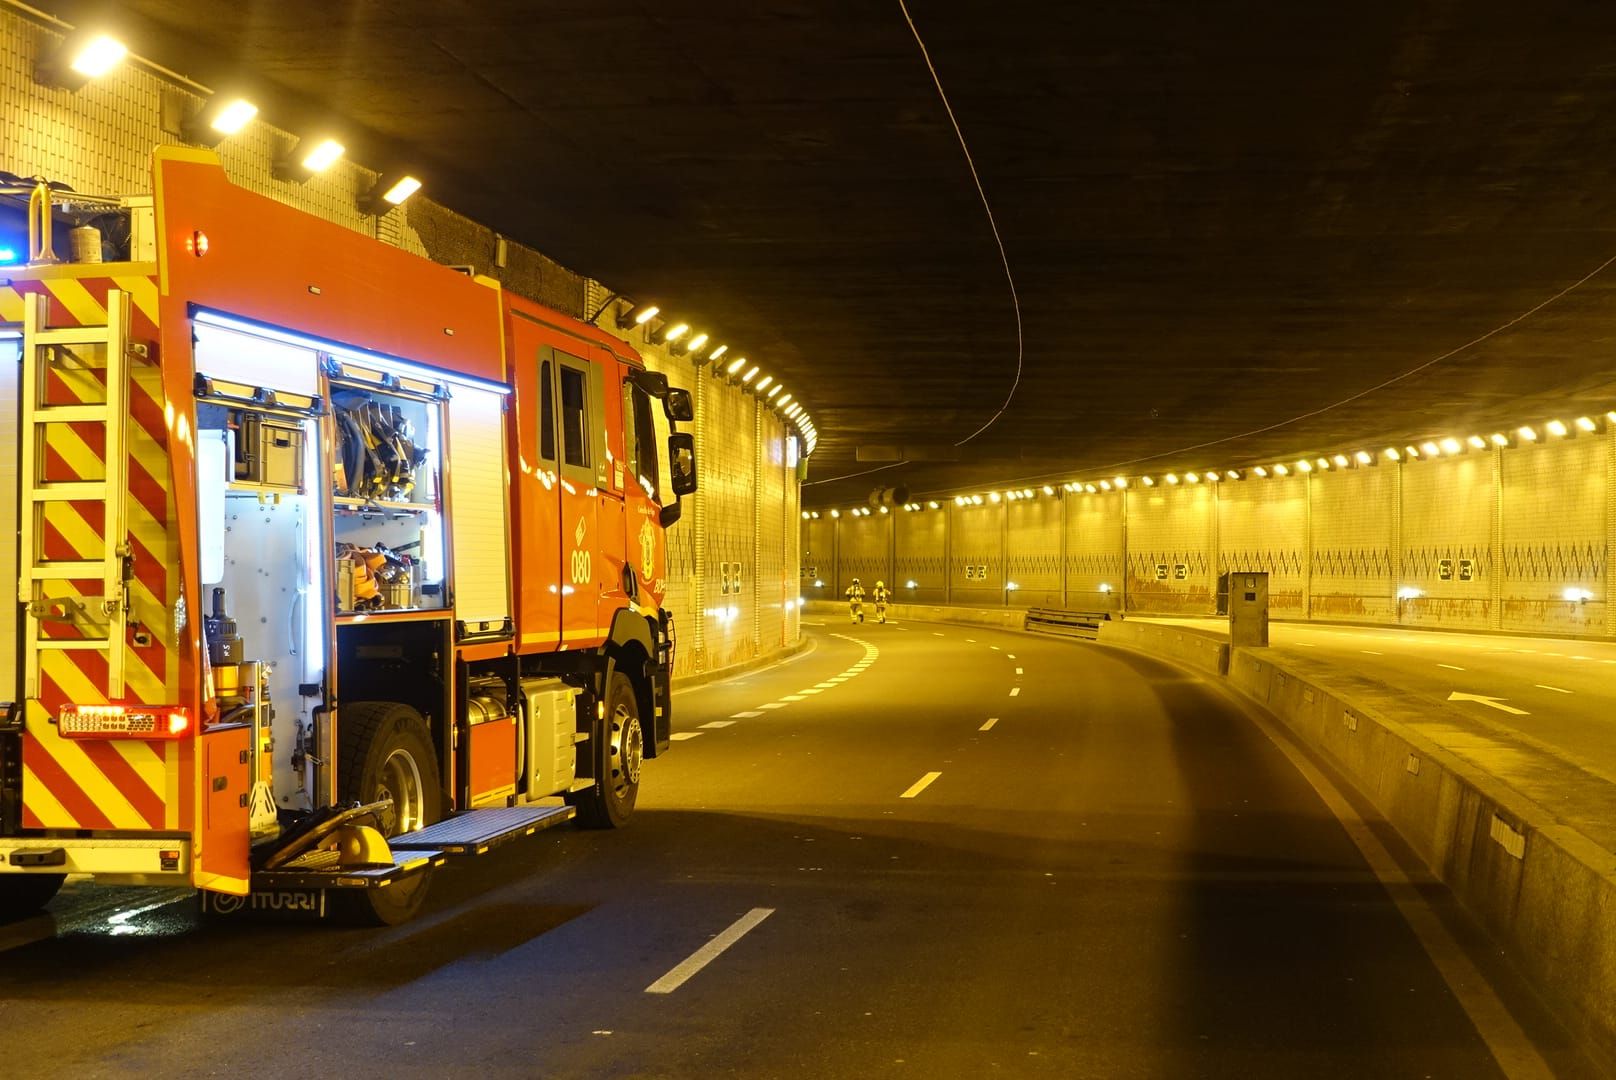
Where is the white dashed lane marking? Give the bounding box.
[900,772,942,799]
[645,908,776,995]
[700,720,737,729]
[1015,667,1023,675]
[759,703,789,711]
[979,718,998,731]
[731,711,764,718]
[781,695,807,701]
[670,732,703,741]
[1009,687,1021,697]
[1437,664,1465,672]
[1361,650,1384,656]
[799,688,824,695]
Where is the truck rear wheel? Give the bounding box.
[567,671,642,829]
[0,874,64,922]
[335,701,443,925]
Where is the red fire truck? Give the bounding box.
[0,146,696,923]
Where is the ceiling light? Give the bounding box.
[1354,451,1373,465]
[755,376,773,393]
[1490,432,1508,447]
[1141,476,1155,486]
[1440,437,1462,454]
[928,501,940,509]
[707,344,728,361]
[616,303,660,330]
[1405,445,1421,459]
[302,138,345,173]
[662,323,689,343]
[1042,485,1054,495]
[1334,454,1351,468]
[989,492,1002,503]
[1518,425,1538,442]
[830,509,840,518]
[726,356,747,375]
[1576,416,1598,433]
[1546,419,1568,437]
[767,385,783,400]
[1099,480,1113,491]
[1164,473,1178,485]
[1315,458,1330,470]
[1185,472,1200,483]
[741,366,759,384]
[1205,471,1221,482]
[1113,477,1128,489]
[972,495,983,505]
[686,333,709,353]
[1467,435,1487,450]
[777,394,792,408]
[1385,447,1401,461]
[1296,460,1312,473]
[360,172,423,214]
[1253,466,1269,478]
[72,34,127,78]
[1084,484,1098,493]
[1420,441,1440,457]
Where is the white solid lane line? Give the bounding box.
[979,718,998,731]
[933,632,944,637]
[670,732,703,741]
[645,908,776,994]
[1015,667,1023,675]
[1241,707,1553,1079]
[700,720,737,729]
[1535,684,1573,694]
[814,682,838,688]
[758,703,789,710]
[900,772,942,799]
[1437,664,1465,671]
[731,711,764,718]
[1009,687,1021,697]
[780,695,807,701]
[1361,650,1384,656]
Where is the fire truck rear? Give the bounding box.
[0,147,695,924]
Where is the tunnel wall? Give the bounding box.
[805,436,1615,638]
[1,8,800,679]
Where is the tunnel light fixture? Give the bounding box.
[1113,477,1129,489]
[686,332,710,354]
[301,138,346,173]
[971,495,983,505]
[1253,466,1269,478]
[1205,471,1222,482]
[1420,441,1441,457]
[755,375,774,393]
[906,579,918,589]
[1314,458,1330,471]
[723,354,745,374]
[617,303,660,330]
[878,506,889,514]
[1439,437,1462,455]
[360,172,423,214]
[1489,433,1509,447]
[661,323,690,345]
[766,384,783,400]
[38,31,128,88]
[274,136,346,181]
[1354,450,1373,466]
[707,344,728,362]
[1333,454,1351,468]
[1564,586,1595,603]
[1185,472,1201,483]
[1575,415,1598,433]
[1085,483,1098,493]
[1405,445,1422,459]
[1273,463,1290,476]
[1042,485,1055,496]
[1546,419,1568,438]
[777,394,792,408]
[183,96,260,145]
[988,492,1002,503]
[1099,480,1113,492]
[1163,473,1178,485]
[1518,425,1538,442]
[1296,460,1312,473]
[1383,448,1401,461]
[1005,582,1020,591]
[1396,586,1424,601]
[741,366,759,384]
[829,509,840,518]
[1467,435,1487,450]
[1140,475,1155,487]
[1098,583,1112,594]
[801,511,811,520]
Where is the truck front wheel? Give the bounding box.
[567,671,642,829]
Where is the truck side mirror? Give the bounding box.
[629,370,669,397]
[667,432,697,496]
[663,387,694,423]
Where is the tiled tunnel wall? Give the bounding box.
[2,9,801,679]
[804,437,1616,638]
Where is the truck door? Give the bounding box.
[552,350,606,645]
[509,316,562,651]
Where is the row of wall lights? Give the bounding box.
[37,26,435,216]
[804,411,1614,517]
[615,301,816,455]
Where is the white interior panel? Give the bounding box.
[193,320,320,397]
[447,386,511,627]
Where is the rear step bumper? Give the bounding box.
[391,804,575,855]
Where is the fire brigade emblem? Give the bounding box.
[639,520,656,579]
[575,517,587,547]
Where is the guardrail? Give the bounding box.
[1024,607,1116,640]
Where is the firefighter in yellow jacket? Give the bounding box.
[872,580,890,623]
[845,577,866,623]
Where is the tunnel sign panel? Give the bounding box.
[1173,564,1188,580]
[1459,559,1475,581]
[1438,558,1454,581]
[1155,564,1168,580]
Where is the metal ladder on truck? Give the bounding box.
[17,290,131,700]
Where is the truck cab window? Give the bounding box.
[560,364,589,468]
[632,385,661,499]
[539,359,556,461]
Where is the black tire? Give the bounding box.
[0,874,64,921]
[566,671,642,829]
[335,701,443,925]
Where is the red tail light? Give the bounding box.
[59,705,191,739]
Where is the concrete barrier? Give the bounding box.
[804,600,1026,631]
[1094,619,1229,679]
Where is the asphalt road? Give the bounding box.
[0,621,1592,1078]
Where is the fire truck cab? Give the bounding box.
[0,147,695,924]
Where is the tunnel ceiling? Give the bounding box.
[37,1,1616,505]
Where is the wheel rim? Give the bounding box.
[375,747,425,836]
[609,700,643,800]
